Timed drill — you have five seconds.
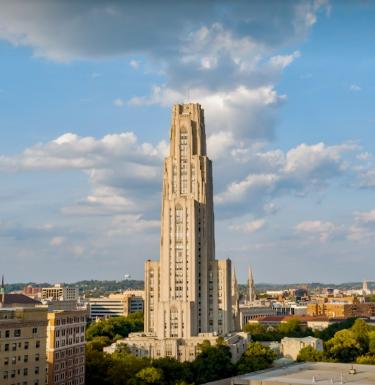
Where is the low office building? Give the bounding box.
[46,309,87,385]
[230,362,375,385]
[42,284,79,302]
[280,336,323,360]
[239,305,276,329]
[307,302,375,318]
[88,290,144,319]
[0,307,48,385]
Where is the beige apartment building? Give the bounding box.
[46,309,87,385]
[118,103,248,362]
[42,285,79,302]
[0,307,48,385]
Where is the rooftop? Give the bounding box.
[232,363,375,385]
[1,294,41,305]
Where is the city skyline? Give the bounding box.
[1,1,375,283]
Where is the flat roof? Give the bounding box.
[232,363,375,385]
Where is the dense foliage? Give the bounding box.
[244,319,313,341]
[297,319,375,364]
[86,312,144,343]
[86,340,276,385]
[236,342,276,374]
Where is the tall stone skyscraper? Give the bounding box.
[122,103,248,362]
[145,103,231,338]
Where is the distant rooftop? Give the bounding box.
[232,362,375,385]
[1,294,41,305]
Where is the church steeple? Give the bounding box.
[0,275,5,306]
[247,265,256,304]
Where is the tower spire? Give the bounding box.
[247,265,256,304]
[0,274,5,306]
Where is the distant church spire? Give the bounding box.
[0,275,5,306]
[247,266,256,304]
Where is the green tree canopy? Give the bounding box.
[297,345,324,362]
[135,367,163,384]
[236,342,276,374]
[192,342,235,384]
[325,329,362,362]
[86,312,144,342]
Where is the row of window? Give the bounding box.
[1,340,41,352]
[55,317,85,326]
[54,346,84,360]
[54,326,84,337]
[0,328,38,339]
[3,367,40,378]
[3,354,40,365]
[54,355,84,371]
[54,336,84,348]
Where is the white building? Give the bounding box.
[280,336,323,360]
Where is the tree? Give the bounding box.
[85,350,112,385]
[107,353,150,385]
[86,336,112,352]
[152,357,193,385]
[351,318,369,353]
[297,345,325,362]
[325,329,362,362]
[236,342,276,374]
[115,343,131,354]
[86,312,144,342]
[356,354,375,365]
[368,331,375,354]
[315,318,356,341]
[135,367,163,384]
[192,343,235,384]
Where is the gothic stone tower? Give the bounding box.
[144,103,232,339]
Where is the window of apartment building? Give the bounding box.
[4,357,9,365]
[36,340,40,348]
[5,330,10,338]
[35,366,39,374]
[24,355,28,363]
[35,353,40,362]
[24,341,29,350]
[14,329,21,337]
[5,343,9,351]
[3,371,8,379]
[12,342,17,351]
[23,368,28,376]
[11,356,16,364]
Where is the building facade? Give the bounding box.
[280,336,323,360]
[42,285,79,302]
[307,302,375,318]
[46,309,87,385]
[88,290,144,319]
[0,307,48,385]
[123,103,248,362]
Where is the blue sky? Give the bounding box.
[1,1,375,284]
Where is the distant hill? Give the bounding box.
[8,279,375,297]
